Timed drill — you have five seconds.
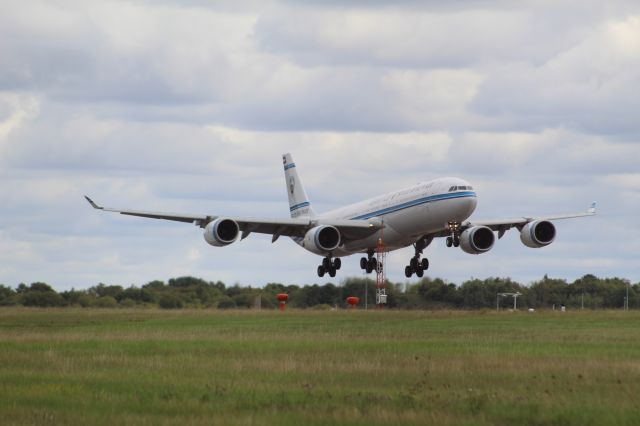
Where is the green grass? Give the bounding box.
[1,308,639,425]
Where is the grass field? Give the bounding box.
[1,308,639,425]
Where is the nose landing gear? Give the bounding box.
[446,221,461,248]
[404,237,430,278]
[317,255,341,278]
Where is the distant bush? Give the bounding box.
[158,294,184,309]
[20,291,66,307]
[0,296,19,306]
[217,297,236,309]
[77,295,94,308]
[119,298,136,308]
[95,296,118,308]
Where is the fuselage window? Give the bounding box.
[449,186,456,192]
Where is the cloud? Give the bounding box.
[471,15,640,135]
[0,1,639,289]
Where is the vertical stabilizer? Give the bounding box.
[282,153,316,218]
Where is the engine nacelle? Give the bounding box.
[520,220,556,248]
[203,218,240,247]
[303,225,341,255]
[459,226,495,254]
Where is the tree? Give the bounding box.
[95,296,118,308]
[417,277,460,308]
[217,296,236,309]
[0,285,17,306]
[20,290,65,307]
[158,294,183,309]
[529,276,569,308]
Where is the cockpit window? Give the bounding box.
[449,185,474,192]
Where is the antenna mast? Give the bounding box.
[375,233,387,308]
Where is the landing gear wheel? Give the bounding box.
[405,235,431,278]
[366,258,377,274]
[410,257,419,270]
[446,237,453,248]
[317,265,325,277]
[360,257,367,270]
[421,258,429,270]
[333,258,341,270]
[322,258,331,269]
[328,268,336,278]
[453,238,460,248]
[405,266,413,278]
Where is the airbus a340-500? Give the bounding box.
[85,153,596,278]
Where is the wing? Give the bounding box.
[84,196,381,242]
[462,202,597,238]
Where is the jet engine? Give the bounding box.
[203,218,240,247]
[303,225,341,255]
[520,220,556,248]
[459,226,495,254]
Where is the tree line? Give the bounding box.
[0,274,637,310]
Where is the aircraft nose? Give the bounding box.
[462,191,478,218]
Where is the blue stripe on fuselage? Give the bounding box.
[284,163,296,170]
[290,201,310,212]
[350,191,476,220]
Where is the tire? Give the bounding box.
[366,264,373,274]
[416,268,424,278]
[453,238,460,248]
[317,265,325,277]
[446,237,452,248]
[405,266,413,278]
[329,268,336,278]
[360,257,367,270]
[410,257,418,270]
[334,258,341,270]
[421,258,429,270]
[322,258,331,269]
[369,258,377,269]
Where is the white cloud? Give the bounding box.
[470,14,640,134]
[0,1,639,289]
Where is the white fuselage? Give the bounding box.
[305,177,477,256]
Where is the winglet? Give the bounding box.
[84,195,103,210]
[588,201,597,215]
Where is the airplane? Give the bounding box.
[85,153,596,278]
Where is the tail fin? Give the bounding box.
[282,153,316,218]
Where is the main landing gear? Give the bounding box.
[446,221,461,248]
[317,255,341,278]
[359,249,379,274]
[405,237,430,278]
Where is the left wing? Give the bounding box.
[84,196,381,242]
[462,202,597,238]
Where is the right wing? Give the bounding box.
[461,202,597,238]
[84,196,382,242]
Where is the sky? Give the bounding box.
[1,0,639,291]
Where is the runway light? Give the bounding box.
[276,293,289,311]
[346,296,360,309]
